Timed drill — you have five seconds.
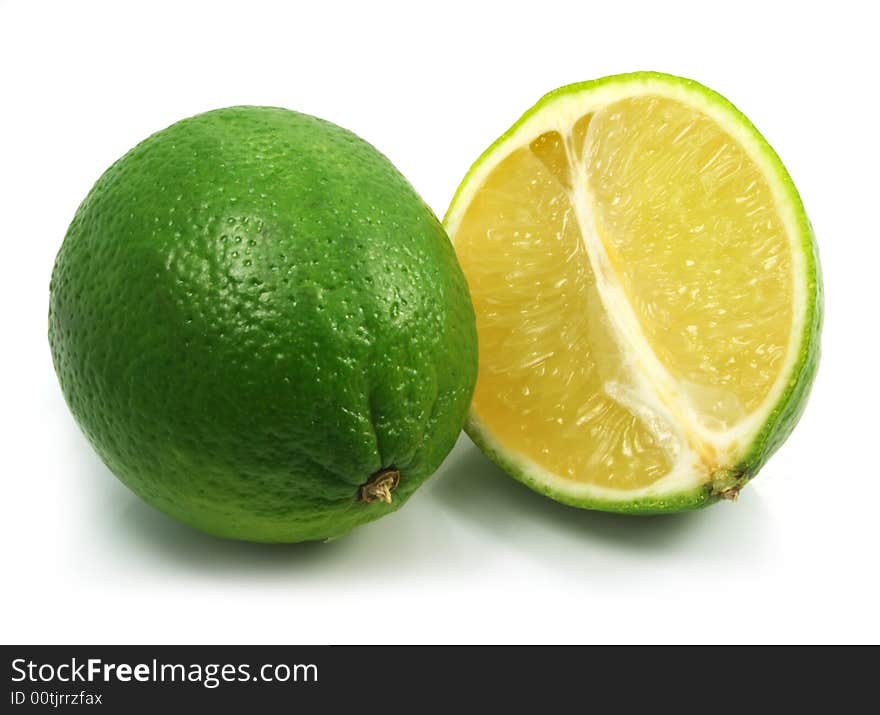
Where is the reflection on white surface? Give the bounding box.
[84,434,774,583]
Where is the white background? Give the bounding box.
[2,0,878,645]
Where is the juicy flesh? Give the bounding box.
[455,96,793,491]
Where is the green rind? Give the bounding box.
[465,418,717,514]
[50,107,478,542]
[447,72,822,513]
[735,221,823,481]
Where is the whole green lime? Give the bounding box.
[49,107,478,543]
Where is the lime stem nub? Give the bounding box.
[710,468,749,501]
[360,468,400,504]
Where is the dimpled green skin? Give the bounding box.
[49,107,478,542]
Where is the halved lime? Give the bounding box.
[446,73,821,512]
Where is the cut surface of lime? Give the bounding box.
[445,73,821,512]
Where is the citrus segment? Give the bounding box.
[585,96,793,425]
[455,145,674,490]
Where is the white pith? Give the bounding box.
[446,77,809,502]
